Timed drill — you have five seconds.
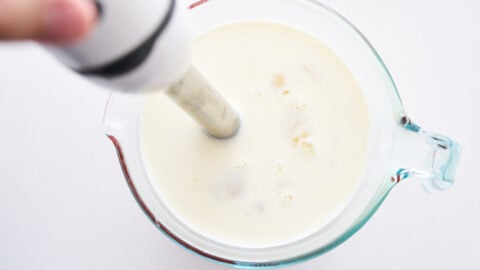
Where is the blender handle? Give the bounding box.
[49,0,240,138]
[45,0,191,92]
[389,116,461,193]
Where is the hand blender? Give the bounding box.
[47,0,240,138]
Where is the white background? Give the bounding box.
[0,0,478,269]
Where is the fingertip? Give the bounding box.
[39,0,97,44]
[74,0,98,40]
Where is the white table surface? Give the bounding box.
[1,0,478,269]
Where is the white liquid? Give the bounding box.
[141,21,370,248]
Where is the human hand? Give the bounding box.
[0,0,96,44]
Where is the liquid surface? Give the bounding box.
[141,21,370,248]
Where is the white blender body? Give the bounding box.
[48,0,191,92]
[47,0,239,138]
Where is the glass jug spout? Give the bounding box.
[390,116,461,193]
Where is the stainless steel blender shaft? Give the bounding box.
[166,66,241,139]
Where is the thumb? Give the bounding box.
[0,0,97,44]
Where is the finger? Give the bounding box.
[0,0,97,44]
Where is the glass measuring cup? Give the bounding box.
[103,0,461,268]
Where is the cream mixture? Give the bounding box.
[140,21,370,248]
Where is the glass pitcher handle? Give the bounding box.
[390,116,461,193]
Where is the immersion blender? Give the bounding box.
[47,0,240,138]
